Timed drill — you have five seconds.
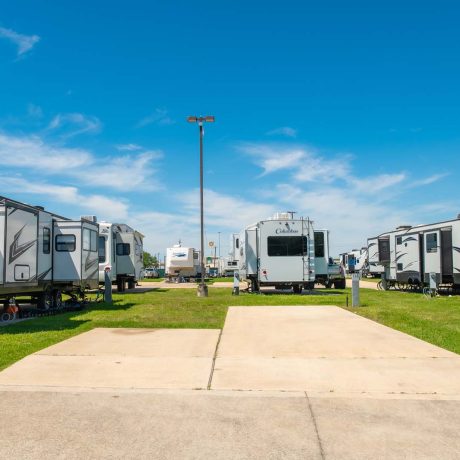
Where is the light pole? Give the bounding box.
[187,115,215,297]
[218,231,221,276]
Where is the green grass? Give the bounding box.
[140,278,165,282]
[0,287,459,371]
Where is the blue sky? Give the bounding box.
[1,1,459,257]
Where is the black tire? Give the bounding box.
[127,279,135,289]
[53,290,63,309]
[293,284,303,294]
[38,289,53,310]
[333,279,346,289]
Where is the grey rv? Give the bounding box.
[0,196,99,309]
[376,217,460,289]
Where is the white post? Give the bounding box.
[352,273,360,307]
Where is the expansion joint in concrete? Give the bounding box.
[207,328,223,390]
[305,391,326,460]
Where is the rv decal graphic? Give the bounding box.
[453,247,460,253]
[395,253,407,262]
[9,225,36,263]
[30,267,52,282]
[173,252,187,257]
[402,237,418,243]
[7,208,19,216]
[84,254,99,271]
[274,223,299,235]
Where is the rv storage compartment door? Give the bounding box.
[5,205,38,286]
[53,221,81,283]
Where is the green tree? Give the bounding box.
[143,251,158,268]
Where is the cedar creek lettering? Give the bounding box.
[275,228,299,234]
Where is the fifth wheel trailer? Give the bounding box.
[98,222,144,291]
[0,196,99,309]
[238,212,316,293]
[375,216,460,289]
[165,245,201,280]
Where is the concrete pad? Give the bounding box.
[212,306,460,395]
[0,390,321,460]
[0,328,220,390]
[310,396,460,459]
[217,306,457,358]
[37,327,219,357]
[212,357,460,395]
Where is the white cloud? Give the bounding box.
[0,133,162,191]
[409,173,448,188]
[0,26,40,56]
[48,112,102,138]
[0,176,128,221]
[351,173,407,194]
[240,143,351,182]
[267,126,297,138]
[136,108,175,128]
[0,133,92,172]
[115,143,143,151]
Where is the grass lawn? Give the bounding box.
[140,278,165,282]
[0,287,459,371]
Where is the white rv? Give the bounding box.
[314,230,346,288]
[376,218,460,289]
[98,222,144,291]
[165,245,201,280]
[340,248,367,274]
[0,196,99,309]
[238,212,316,293]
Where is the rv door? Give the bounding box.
[424,230,441,284]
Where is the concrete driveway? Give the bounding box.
[0,306,459,459]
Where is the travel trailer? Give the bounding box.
[376,217,460,289]
[238,212,316,293]
[314,230,346,288]
[98,222,144,291]
[165,245,201,281]
[340,248,367,274]
[0,196,99,309]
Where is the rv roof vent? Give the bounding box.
[396,225,412,230]
[81,215,97,223]
[35,206,45,211]
[272,211,296,220]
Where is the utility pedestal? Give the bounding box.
[104,267,113,305]
[233,272,240,296]
[197,283,208,297]
[352,273,360,307]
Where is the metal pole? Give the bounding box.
[198,122,208,297]
[218,231,221,275]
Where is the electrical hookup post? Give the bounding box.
[352,273,360,307]
[233,271,240,296]
[104,266,113,304]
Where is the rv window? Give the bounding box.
[314,232,325,258]
[90,230,97,252]
[397,263,403,271]
[193,252,199,259]
[116,243,130,256]
[426,233,438,253]
[55,234,76,252]
[98,236,106,263]
[236,238,239,249]
[43,227,51,254]
[83,228,91,251]
[267,236,308,257]
[396,236,402,245]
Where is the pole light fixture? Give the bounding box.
[187,115,215,297]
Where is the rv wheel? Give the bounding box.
[53,290,63,309]
[293,284,303,294]
[38,289,53,310]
